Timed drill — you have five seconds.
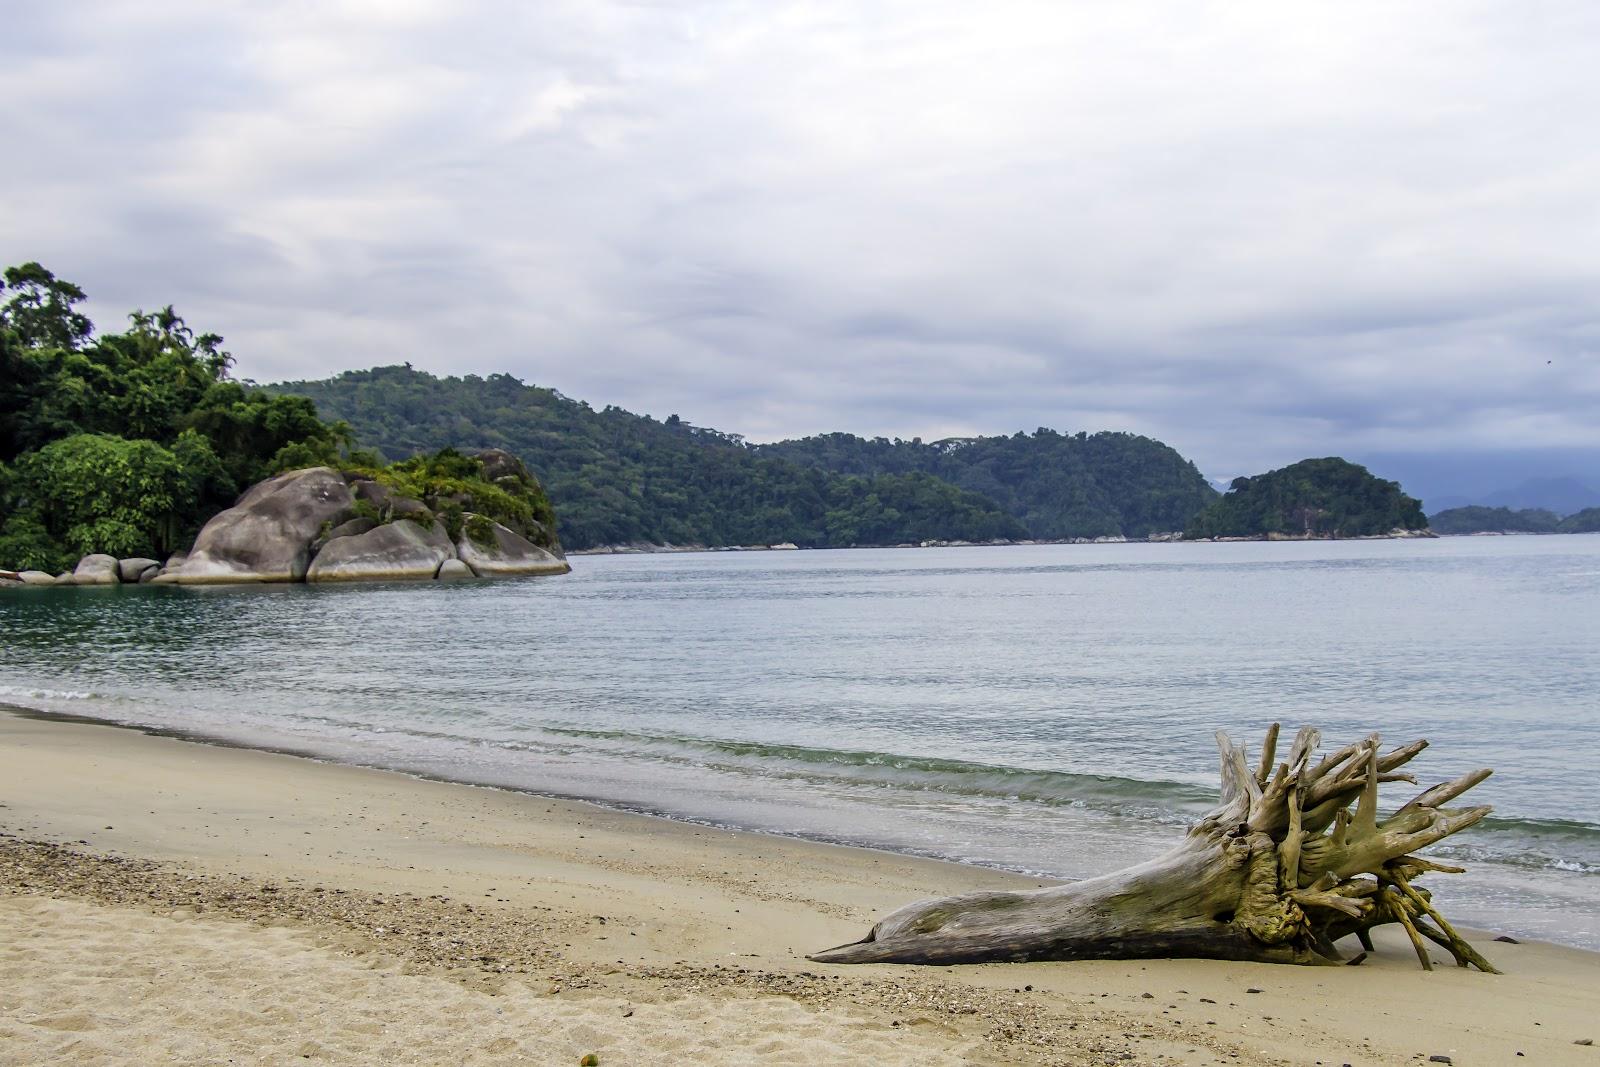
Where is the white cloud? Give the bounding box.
[4,0,1599,479]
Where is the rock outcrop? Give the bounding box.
[157,467,355,584]
[117,557,161,583]
[5,449,571,590]
[309,517,377,556]
[454,515,570,577]
[306,519,456,583]
[72,554,121,585]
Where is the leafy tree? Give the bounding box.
[6,433,205,560]
[0,263,359,569]
[0,262,93,350]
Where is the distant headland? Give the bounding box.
[3,263,1452,584]
[1182,457,1433,542]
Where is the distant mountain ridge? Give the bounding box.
[268,365,1217,550]
[1428,505,1600,535]
[1428,476,1600,517]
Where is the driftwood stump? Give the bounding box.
[810,725,1498,971]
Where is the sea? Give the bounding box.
[3,535,1598,948]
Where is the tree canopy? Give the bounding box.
[270,366,1031,550]
[1184,457,1427,539]
[272,366,1213,549]
[0,263,352,572]
[756,429,1218,539]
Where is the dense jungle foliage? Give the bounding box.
[272,366,1029,549]
[273,366,1214,548]
[756,430,1218,539]
[0,263,353,572]
[341,447,562,551]
[1184,457,1427,539]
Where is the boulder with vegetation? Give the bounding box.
[154,449,568,585]
[159,467,358,583]
[1185,458,1428,540]
[454,515,568,576]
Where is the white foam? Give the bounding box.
[0,684,97,701]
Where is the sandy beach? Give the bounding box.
[1,708,1596,1066]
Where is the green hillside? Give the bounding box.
[268,366,1027,550]
[1185,457,1427,539]
[757,430,1217,539]
[1428,506,1561,535]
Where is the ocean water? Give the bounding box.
[3,536,1598,948]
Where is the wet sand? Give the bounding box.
[2,709,1596,1065]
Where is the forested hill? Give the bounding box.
[1184,458,1428,539]
[269,365,1217,550]
[268,365,1026,550]
[757,431,1217,540]
[1429,505,1600,535]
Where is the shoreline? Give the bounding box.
[4,709,1599,1064]
[564,532,1432,555]
[4,698,1598,948]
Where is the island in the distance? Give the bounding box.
[1428,505,1600,536]
[1183,457,1432,541]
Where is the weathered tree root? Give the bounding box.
[810,725,1498,972]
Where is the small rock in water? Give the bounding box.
[580,1056,600,1066]
[1494,935,1521,944]
[1576,1038,1594,1046]
[1140,992,1154,999]
[1245,987,1263,994]
[1429,1056,1453,1065]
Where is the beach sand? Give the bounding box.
[1,709,1596,1065]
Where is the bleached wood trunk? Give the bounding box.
[810,726,1497,972]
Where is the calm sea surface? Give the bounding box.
[3,536,1598,946]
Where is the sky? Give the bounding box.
[4,1,1599,498]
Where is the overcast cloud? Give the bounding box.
[4,1,1599,490]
